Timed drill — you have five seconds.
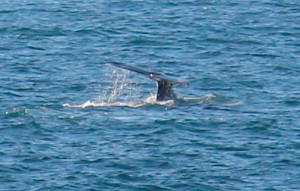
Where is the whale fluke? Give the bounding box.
[106,62,187,101]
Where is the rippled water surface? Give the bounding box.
[1,0,300,190]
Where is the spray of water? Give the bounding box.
[63,68,169,108]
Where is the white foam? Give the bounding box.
[63,94,175,108]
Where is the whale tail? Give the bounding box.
[106,62,187,101]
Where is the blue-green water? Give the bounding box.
[1,0,300,190]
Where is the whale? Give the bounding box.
[106,62,188,101]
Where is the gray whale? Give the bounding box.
[107,62,188,101]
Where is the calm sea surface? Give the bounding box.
[1,0,300,190]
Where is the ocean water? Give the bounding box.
[1,0,300,190]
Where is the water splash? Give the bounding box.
[101,69,148,103]
[64,68,167,108]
